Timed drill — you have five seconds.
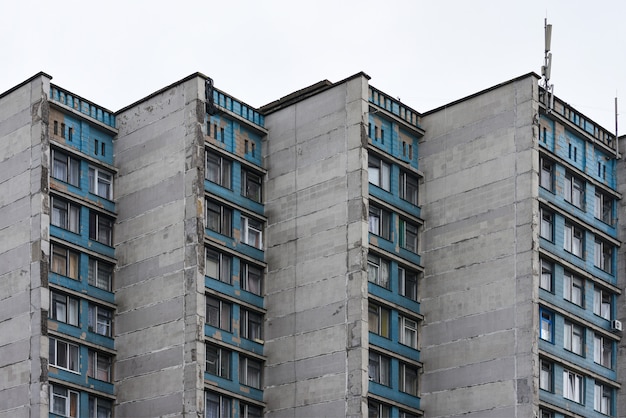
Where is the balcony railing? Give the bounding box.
[50,85,116,129]
[369,86,421,130]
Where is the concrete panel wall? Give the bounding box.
[616,143,626,416]
[0,74,50,417]
[264,76,370,417]
[114,76,206,417]
[419,75,539,417]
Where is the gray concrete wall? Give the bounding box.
[263,76,370,417]
[114,76,206,417]
[0,74,51,418]
[419,75,539,417]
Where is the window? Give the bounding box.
[241,216,263,249]
[595,191,613,224]
[205,248,231,284]
[51,197,80,233]
[539,359,553,392]
[594,239,613,273]
[88,304,112,337]
[594,287,612,320]
[205,151,232,189]
[399,267,418,301]
[399,362,419,396]
[205,343,231,379]
[368,399,390,418]
[368,155,390,191]
[205,391,232,418]
[50,384,79,417]
[400,172,419,205]
[564,173,585,209]
[206,200,232,237]
[88,166,113,200]
[540,208,553,241]
[540,157,554,191]
[241,308,263,341]
[52,150,80,186]
[540,309,553,342]
[89,211,113,246]
[594,334,612,369]
[51,244,79,279]
[563,369,583,403]
[239,356,262,389]
[564,321,584,355]
[399,410,420,418]
[400,219,419,253]
[50,291,79,326]
[539,409,553,418]
[594,383,612,415]
[206,296,231,332]
[540,259,553,292]
[241,262,263,296]
[49,337,79,372]
[399,316,419,349]
[563,223,583,257]
[88,258,113,291]
[88,350,112,382]
[368,206,391,240]
[368,351,390,386]
[88,396,112,418]
[242,170,262,202]
[563,272,583,306]
[240,403,262,418]
[367,254,390,289]
[368,303,390,338]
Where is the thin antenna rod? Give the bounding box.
[542,19,554,110]
[615,96,619,156]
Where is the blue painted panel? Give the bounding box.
[205,276,264,309]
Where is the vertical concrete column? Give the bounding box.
[0,73,51,417]
[615,140,626,415]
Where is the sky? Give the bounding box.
[2,0,625,131]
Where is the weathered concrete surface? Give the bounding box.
[264,75,370,417]
[419,75,539,418]
[0,74,51,417]
[114,75,205,417]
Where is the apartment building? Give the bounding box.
[0,70,622,418]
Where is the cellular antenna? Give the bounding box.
[541,19,554,111]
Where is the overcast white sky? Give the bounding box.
[2,0,625,131]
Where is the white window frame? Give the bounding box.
[50,384,80,417]
[593,287,612,320]
[205,248,231,284]
[368,155,390,191]
[52,149,80,187]
[241,308,263,341]
[564,321,584,355]
[241,216,263,250]
[563,369,583,403]
[88,258,113,292]
[540,208,553,241]
[88,166,113,200]
[206,343,231,379]
[205,151,232,189]
[49,337,80,373]
[594,334,612,369]
[368,303,390,338]
[594,383,611,415]
[368,351,390,386]
[563,223,583,257]
[367,254,390,289]
[51,196,80,233]
[89,211,113,246]
[206,296,231,332]
[88,349,112,382]
[399,362,419,396]
[594,239,612,274]
[239,356,262,389]
[88,304,112,337]
[50,291,79,326]
[399,267,418,301]
[540,259,552,292]
[564,172,584,209]
[540,157,554,192]
[563,272,583,306]
[399,316,419,349]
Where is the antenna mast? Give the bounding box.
[541,19,554,111]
